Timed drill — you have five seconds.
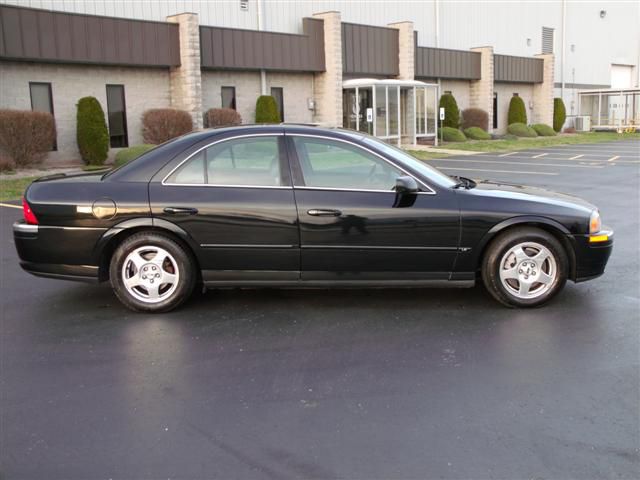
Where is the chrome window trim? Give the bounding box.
[288,133,437,195]
[201,243,297,249]
[294,186,434,195]
[161,133,286,187]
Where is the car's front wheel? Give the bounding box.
[482,227,568,307]
[110,232,196,312]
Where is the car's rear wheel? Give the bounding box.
[110,232,196,312]
[482,227,568,307]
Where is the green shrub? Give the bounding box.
[507,122,538,138]
[441,127,467,142]
[553,97,566,132]
[439,93,460,128]
[461,108,488,131]
[255,96,280,123]
[142,108,193,144]
[0,110,56,167]
[507,95,527,125]
[531,123,557,136]
[501,133,519,141]
[463,126,491,140]
[114,144,155,167]
[76,97,109,165]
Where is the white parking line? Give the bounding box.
[532,153,548,158]
[498,152,517,157]
[437,167,558,176]
[432,158,604,169]
[608,155,620,162]
[569,154,584,160]
[0,202,22,209]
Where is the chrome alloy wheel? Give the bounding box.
[121,246,180,304]
[499,242,557,300]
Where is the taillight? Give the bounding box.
[22,197,38,225]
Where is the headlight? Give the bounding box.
[589,210,601,234]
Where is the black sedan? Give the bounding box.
[13,125,613,312]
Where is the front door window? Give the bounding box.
[292,136,401,191]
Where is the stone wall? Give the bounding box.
[202,71,314,125]
[202,71,261,124]
[532,54,555,126]
[167,13,203,129]
[0,60,170,164]
[388,21,414,81]
[469,47,494,132]
[312,11,342,127]
[493,82,534,134]
[440,79,472,117]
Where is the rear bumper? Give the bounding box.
[13,221,100,283]
[572,228,614,282]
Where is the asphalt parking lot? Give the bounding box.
[1,140,639,479]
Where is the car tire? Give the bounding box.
[481,227,569,308]
[109,232,196,313]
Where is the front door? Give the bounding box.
[287,135,460,281]
[149,134,299,283]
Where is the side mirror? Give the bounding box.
[395,176,419,194]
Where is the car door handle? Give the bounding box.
[307,209,342,217]
[163,207,198,215]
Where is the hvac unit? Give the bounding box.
[574,116,591,132]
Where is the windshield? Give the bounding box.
[361,136,457,188]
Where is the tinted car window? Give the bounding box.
[292,137,401,191]
[166,136,281,186]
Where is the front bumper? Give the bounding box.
[572,228,614,282]
[13,221,100,283]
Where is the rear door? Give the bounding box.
[149,133,300,283]
[287,134,460,281]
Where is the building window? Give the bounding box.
[271,87,284,122]
[29,82,56,150]
[221,86,236,110]
[493,92,498,129]
[106,85,128,148]
[542,27,554,54]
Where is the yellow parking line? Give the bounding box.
[0,202,22,209]
[569,154,584,160]
[607,155,620,162]
[532,153,548,158]
[438,167,558,176]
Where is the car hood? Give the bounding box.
[471,180,595,213]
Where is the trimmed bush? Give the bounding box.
[463,126,491,140]
[205,108,242,128]
[553,97,566,132]
[255,96,280,123]
[461,108,489,131]
[114,144,155,167]
[507,95,527,125]
[439,93,460,128]
[0,152,15,172]
[532,123,557,137]
[441,127,467,142]
[0,110,56,167]
[142,108,193,145]
[76,97,109,165]
[507,122,538,138]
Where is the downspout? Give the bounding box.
[561,0,566,98]
[435,0,440,48]
[257,0,267,95]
